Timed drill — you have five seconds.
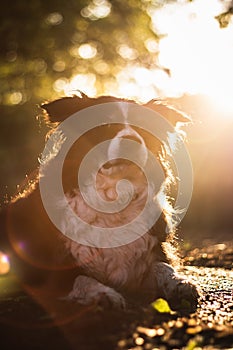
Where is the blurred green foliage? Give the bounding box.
[0,0,161,105]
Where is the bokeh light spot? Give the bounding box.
[145,38,159,53]
[53,78,69,92]
[45,12,63,26]
[8,91,23,105]
[81,0,111,20]
[94,60,109,75]
[117,45,138,60]
[53,60,66,72]
[78,43,97,59]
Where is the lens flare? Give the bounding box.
[0,251,10,275]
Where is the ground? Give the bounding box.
[0,240,232,350]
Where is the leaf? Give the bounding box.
[151,298,174,313]
[186,339,198,350]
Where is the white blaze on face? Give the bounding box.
[107,125,148,168]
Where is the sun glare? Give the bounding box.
[153,0,233,116]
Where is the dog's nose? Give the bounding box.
[107,126,148,168]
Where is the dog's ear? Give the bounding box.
[146,100,191,126]
[41,93,92,123]
[41,93,128,123]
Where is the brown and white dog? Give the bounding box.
[0,94,198,311]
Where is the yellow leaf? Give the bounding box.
[151,298,173,313]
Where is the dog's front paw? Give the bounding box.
[167,278,199,312]
[154,263,200,312]
[67,275,126,309]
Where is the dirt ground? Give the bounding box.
[0,240,232,350]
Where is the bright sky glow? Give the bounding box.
[152,0,233,114]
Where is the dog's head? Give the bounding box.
[41,93,189,178]
[40,93,190,241]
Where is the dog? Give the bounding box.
[0,93,198,311]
